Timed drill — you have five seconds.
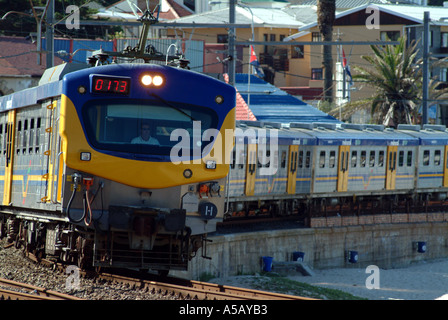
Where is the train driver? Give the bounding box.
[131,122,160,145]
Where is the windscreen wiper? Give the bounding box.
[150,93,197,122]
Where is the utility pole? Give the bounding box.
[422,11,430,125]
[45,0,54,68]
[228,0,236,86]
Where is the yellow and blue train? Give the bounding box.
[0,62,236,273]
[227,120,448,221]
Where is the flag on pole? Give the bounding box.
[342,48,353,85]
[249,45,265,78]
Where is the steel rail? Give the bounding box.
[0,277,83,300]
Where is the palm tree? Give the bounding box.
[334,36,448,127]
[317,0,336,103]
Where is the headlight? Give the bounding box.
[140,73,165,87]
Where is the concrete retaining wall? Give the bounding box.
[174,219,448,280]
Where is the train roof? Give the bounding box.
[0,63,87,112]
[0,81,62,112]
[235,120,317,145]
[289,122,420,146]
[397,124,448,145]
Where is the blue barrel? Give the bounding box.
[262,256,273,272]
[417,241,427,253]
[348,251,358,263]
[293,251,305,262]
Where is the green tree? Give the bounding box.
[331,37,448,127]
[317,0,336,103]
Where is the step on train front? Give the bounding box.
[0,62,236,274]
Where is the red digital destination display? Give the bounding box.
[92,75,130,95]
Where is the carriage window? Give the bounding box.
[360,151,366,167]
[423,150,430,166]
[435,150,441,166]
[329,151,336,168]
[398,151,404,167]
[319,151,325,168]
[16,120,22,154]
[351,151,357,168]
[238,150,244,169]
[378,151,384,167]
[22,119,28,153]
[298,151,303,168]
[369,151,375,167]
[305,151,311,168]
[407,151,412,167]
[230,150,235,169]
[281,151,286,168]
[35,117,41,153]
[258,150,270,168]
[29,118,35,153]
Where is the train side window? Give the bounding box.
[0,123,2,153]
[319,151,325,168]
[398,151,404,167]
[305,151,311,168]
[29,118,34,153]
[230,150,235,169]
[360,151,366,167]
[351,151,357,168]
[281,151,286,168]
[256,150,270,168]
[423,150,430,166]
[257,155,263,168]
[298,151,303,168]
[369,151,375,167]
[16,120,22,155]
[35,117,41,153]
[378,151,384,167]
[435,150,441,166]
[407,151,413,167]
[260,150,270,168]
[329,151,336,168]
[22,119,28,154]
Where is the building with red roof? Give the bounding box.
[0,36,63,96]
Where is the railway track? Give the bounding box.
[98,273,316,300]
[19,248,317,300]
[0,277,83,300]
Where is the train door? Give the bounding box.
[245,143,257,196]
[444,145,448,187]
[3,110,16,205]
[337,145,349,192]
[287,145,299,194]
[386,145,398,190]
[42,99,64,203]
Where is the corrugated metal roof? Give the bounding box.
[167,6,304,28]
[286,3,448,36]
[235,74,340,124]
[293,0,391,9]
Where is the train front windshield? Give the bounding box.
[82,99,218,159]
